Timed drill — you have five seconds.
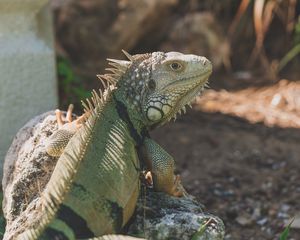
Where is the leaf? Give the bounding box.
[278,43,300,72]
[279,218,294,240]
[191,218,213,240]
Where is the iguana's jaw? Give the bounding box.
[145,53,212,127]
[159,70,211,125]
[160,71,211,125]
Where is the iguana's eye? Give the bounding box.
[148,79,156,91]
[170,62,182,71]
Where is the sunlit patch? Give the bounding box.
[195,80,300,128]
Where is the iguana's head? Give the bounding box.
[105,51,212,128]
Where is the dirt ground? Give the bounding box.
[151,79,300,239]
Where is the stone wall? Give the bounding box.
[0,0,57,179]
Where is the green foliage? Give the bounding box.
[278,18,300,72]
[191,218,213,240]
[294,17,300,45]
[57,57,91,107]
[230,0,299,75]
[278,44,300,72]
[279,219,294,240]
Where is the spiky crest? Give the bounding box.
[106,59,130,71]
[18,83,116,239]
[97,74,117,87]
[100,54,133,88]
[98,51,151,93]
[122,49,134,61]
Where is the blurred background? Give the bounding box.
[52,0,300,239]
[1,0,299,239]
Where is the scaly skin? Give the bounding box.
[5,51,212,240]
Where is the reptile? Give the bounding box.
[3,51,212,240]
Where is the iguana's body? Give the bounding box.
[3,51,212,240]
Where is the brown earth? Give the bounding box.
[151,80,300,240]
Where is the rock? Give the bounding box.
[159,12,230,70]
[2,111,225,239]
[2,112,61,239]
[129,191,225,240]
[235,213,253,226]
[53,1,229,78]
[53,0,178,75]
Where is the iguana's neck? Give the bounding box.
[112,89,149,145]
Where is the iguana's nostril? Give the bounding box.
[197,57,210,67]
[203,59,210,66]
[202,58,213,72]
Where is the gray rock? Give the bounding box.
[129,191,225,240]
[2,111,225,239]
[2,112,60,239]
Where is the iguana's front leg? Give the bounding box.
[141,137,185,197]
[45,104,87,157]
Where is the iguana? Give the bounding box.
[3,51,212,240]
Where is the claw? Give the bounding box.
[55,109,64,127]
[145,171,153,186]
[55,104,87,131]
[66,104,74,123]
[75,112,90,129]
[170,175,185,197]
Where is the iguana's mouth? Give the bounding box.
[163,71,210,91]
